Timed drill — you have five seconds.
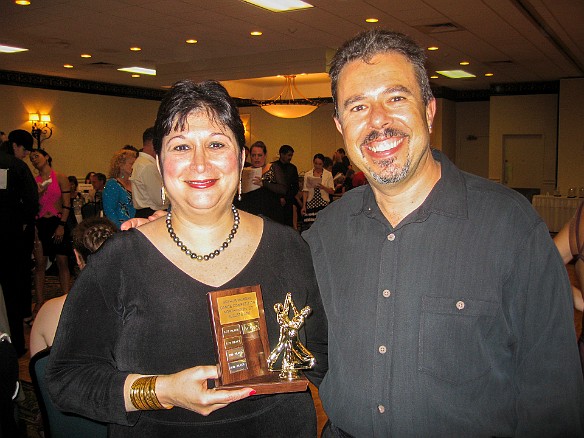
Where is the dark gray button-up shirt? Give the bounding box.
[304,150,584,437]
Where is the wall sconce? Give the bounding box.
[29,113,52,148]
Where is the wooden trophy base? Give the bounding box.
[217,372,309,395]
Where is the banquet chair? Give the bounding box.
[29,347,107,438]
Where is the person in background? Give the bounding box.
[235,140,279,220]
[122,144,140,158]
[68,176,82,201]
[301,153,334,229]
[30,149,72,316]
[84,171,95,184]
[0,130,38,356]
[46,79,326,437]
[0,132,7,144]
[264,144,299,227]
[554,204,584,375]
[30,217,117,356]
[103,150,136,228]
[303,28,583,436]
[90,172,106,199]
[131,127,169,218]
[331,148,350,178]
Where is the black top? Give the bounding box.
[47,219,327,437]
[304,150,584,437]
[0,151,38,229]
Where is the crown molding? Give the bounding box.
[0,69,561,104]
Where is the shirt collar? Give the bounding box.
[355,149,468,222]
[138,151,156,164]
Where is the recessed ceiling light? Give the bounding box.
[436,70,476,79]
[459,61,470,66]
[186,39,198,44]
[118,66,156,76]
[430,75,439,79]
[0,44,28,53]
[428,46,439,51]
[14,0,30,5]
[131,74,140,78]
[242,0,313,12]
[63,64,74,69]
[250,31,263,36]
[485,73,494,77]
[130,47,142,52]
[80,54,92,58]
[365,18,378,23]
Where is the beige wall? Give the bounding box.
[488,94,558,194]
[1,84,160,179]
[558,78,584,192]
[3,81,582,190]
[454,101,490,178]
[0,84,343,177]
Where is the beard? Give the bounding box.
[360,128,411,184]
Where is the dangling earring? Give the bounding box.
[238,178,242,202]
[161,186,167,204]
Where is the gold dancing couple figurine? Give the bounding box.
[268,293,316,380]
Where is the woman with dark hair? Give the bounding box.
[30,149,72,315]
[103,149,136,228]
[47,80,327,437]
[301,153,334,229]
[234,140,280,220]
[84,171,95,185]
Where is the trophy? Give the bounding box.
[207,285,314,395]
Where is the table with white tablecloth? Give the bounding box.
[531,195,582,233]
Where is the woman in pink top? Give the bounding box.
[30,149,72,316]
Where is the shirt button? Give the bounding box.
[382,289,391,298]
[378,345,387,354]
[387,233,395,241]
[378,405,385,413]
[456,300,465,310]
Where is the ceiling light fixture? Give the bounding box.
[485,73,494,77]
[80,54,92,58]
[63,64,74,69]
[130,47,142,51]
[0,44,28,53]
[428,46,439,51]
[366,18,378,23]
[242,0,313,12]
[250,31,263,36]
[14,0,30,5]
[118,67,156,75]
[459,61,470,65]
[254,75,322,118]
[436,70,476,79]
[430,75,439,79]
[186,39,198,44]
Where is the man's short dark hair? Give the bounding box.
[95,173,107,184]
[279,144,294,155]
[143,127,155,144]
[329,29,434,118]
[7,129,34,152]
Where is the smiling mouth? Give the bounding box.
[186,179,217,189]
[367,137,404,153]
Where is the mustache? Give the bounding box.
[361,127,408,147]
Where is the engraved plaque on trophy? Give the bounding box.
[207,285,311,395]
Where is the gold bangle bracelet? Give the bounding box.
[130,376,172,411]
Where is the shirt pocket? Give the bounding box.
[418,295,499,384]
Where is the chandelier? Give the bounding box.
[255,75,322,119]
